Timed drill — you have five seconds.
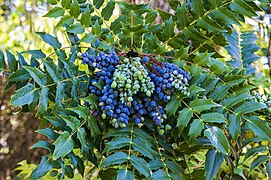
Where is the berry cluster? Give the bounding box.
[111,57,155,104]
[79,49,190,132]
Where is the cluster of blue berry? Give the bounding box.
[79,50,190,133]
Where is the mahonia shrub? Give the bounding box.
[1,0,271,179]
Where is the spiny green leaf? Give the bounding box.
[250,155,270,171]
[67,106,90,120]
[80,6,91,27]
[149,159,163,170]
[36,87,49,116]
[130,155,151,177]
[235,102,266,115]
[101,0,115,21]
[60,115,80,132]
[176,3,188,30]
[101,152,128,168]
[177,108,193,133]
[18,54,28,67]
[87,115,101,138]
[244,146,267,160]
[206,0,222,8]
[150,169,170,180]
[56,15,74,27]
[201,113,226,123]
[205,149,224,180]
[92,20,102,36]
[191,0,204,18]
[189,84,205,96]
[36,128,59,141]
[233,168,246,180]
[44,7,65,18]
[36,32,62,50]
[53,131,74,159]
[145,10,157,24]
[133,138,156,159]
[229,0,257,17]
[44,116,67,130]
[24,66,47,86]
[190,99,221,113]
[70,0,80,18]
[267,161,271,180]
[61,0,72,9]
[93,0,104,9]
[165,94,181,116]
[117,169,135,180]
[204,126,230,154]
[104,137,130,153]
[30,156,54,179]
[67,23,85,34]
[8,68,30,82]
[41,59,62,83]
[197,16,227,33]
[68,153,85,176]
[222,93,251,108]
[6,50,17,72]
[55,82,65,107]
[31,141,54,152]
[228,114,241,142]
[47,0,58,5]
[162,16,174,40]
[246,116,271,141]
[0,50,6,69]
[11,84,38,106]
[77,127,87,148]
[157,9,172,22]
[81,33,98,43]
[213,7,240,25]
[189,119,204,142]
[193,51,213,66]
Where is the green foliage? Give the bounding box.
[2,0,271,179]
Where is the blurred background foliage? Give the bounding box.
[0,0,271,179]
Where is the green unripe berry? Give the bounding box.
[125,84,131,89]
[123,58,129,63]
[111,81,117,88]
[114,122,119,128]
[165,124,172,131]
[175,83,180,89]
[159,129,165,135]
[120,123,127,128]
[172,143,178,149]
[102,114,106,119]
[126,79,132,84]
[128,97,133,102]
[138,123,143,128]
[133,84,140,89]
[120,76,126,81]
[112,119,117,123]
[268,108,271,113]
[146,90,151,97]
